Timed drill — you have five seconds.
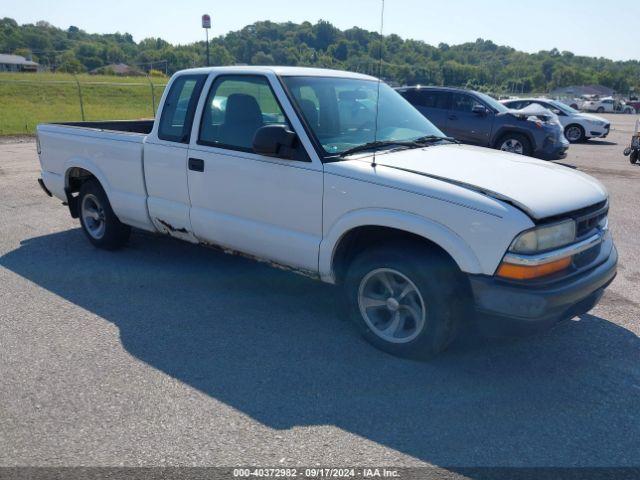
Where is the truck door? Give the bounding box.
[186,74,323,272]
[447,93,494,146]
[144,74,207,241]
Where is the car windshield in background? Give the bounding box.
[475,91,509,113]
[282,76,445,156]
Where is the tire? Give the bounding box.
[564,124,585,143]
[631,150,639,165]
[496,133,532,156]
[78,179,131,250]
[597,107,605,113]
[343,243,467,360]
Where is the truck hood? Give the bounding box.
[361,144,607,220]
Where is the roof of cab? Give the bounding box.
[174,65,377,81]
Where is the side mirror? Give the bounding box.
[253,125,298,158]
[472,104,488,116]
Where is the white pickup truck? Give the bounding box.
[37,66,617,359]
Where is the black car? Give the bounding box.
[397,86,569,160]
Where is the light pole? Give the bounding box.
[202,14,211,67]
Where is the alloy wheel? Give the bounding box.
[81,193,106,240]
[500,138,524,155]
[357,268,426,344]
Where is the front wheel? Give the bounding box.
[79,179,131,250]
[344,244,466,360]
[597,107,605,113]
[497,133,532,157]
[565,124,585,143]
[631,150,639,165]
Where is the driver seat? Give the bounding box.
[220,94,264,149]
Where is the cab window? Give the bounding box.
[158,75,207,143]
[198,75,290,151]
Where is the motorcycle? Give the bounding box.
[624,119,640,164]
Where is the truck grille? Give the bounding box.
[575,204,608,239]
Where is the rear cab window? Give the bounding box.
[158,74,207,143]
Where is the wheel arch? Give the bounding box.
[492,126,536,151]
[319,209,483,284]
[63,159,112,218]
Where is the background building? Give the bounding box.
[0,53,39,72]
[550,85,616,98]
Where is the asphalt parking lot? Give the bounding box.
[1,115,639,469]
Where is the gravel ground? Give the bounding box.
[0,115,639,469]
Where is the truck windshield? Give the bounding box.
[282,76,445,156]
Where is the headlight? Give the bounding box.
[509,220,576,254]
[497,220,577,280]
[526,116,557,128]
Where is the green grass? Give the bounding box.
[0,72,167,135]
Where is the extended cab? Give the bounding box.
[36,67,617,359]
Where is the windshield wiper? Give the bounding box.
[339,140,421,158]
[414,135,459,145]
[338,136,459,158]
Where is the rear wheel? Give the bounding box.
[79,179,131,250]
[497,133,532,156]
[344,244,466,360]
[565,124,585,143]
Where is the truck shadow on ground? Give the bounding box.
[2,229,639,469]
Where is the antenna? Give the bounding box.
[372,0,385,168]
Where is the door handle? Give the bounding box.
[448,114,457,120]
[188,157,204,172]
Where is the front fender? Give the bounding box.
[318,208,483,283]
[492,124,537,150]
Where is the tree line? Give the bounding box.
[1,17,639,94]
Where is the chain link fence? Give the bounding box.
[0,74,167,135]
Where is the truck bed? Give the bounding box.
[37,121,155,232]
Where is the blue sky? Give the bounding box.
[7,0,639,61]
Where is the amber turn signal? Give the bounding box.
[496,256,572,280]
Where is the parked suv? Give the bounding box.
[501,98,610,143]
[397,86,569,160]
